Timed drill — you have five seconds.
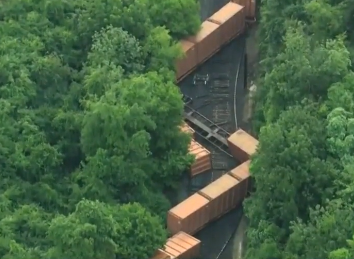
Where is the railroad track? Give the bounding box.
[210,149,229,181]
[186,36,246,259]
[213,33,246,259]
[210,73,232,133]
[183,36,246,199]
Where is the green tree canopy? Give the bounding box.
[246,0,354,258]
[0,0,201,256]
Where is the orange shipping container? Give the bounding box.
[198,173,242,221]
[150,249,172,259]
[208,2,245,45]
[167,193,210,235]
[228,160,251,197]
[163,232,201,259]
[188,21,221,64]
[176,40,198,80]
[189,140,211,176]
[231,0,256,19]
[180,122,195,137]
[227,129,258,162]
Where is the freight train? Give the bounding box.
[175,0,256,83]
[151,0,257,258]
[181,123,212,176]
[167,129,258,236]
[176,2,246,82]
[151,232,201,259]
[151,129,258,259]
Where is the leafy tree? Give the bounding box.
[326,73,354,113]
[257,0,306,60]
[146,0,201,38]
[247,0,354,259]
[113,202,168,259]
[329,235,354,259]
[80,72,192,191]
[1,241,44,259]
[87,25,145,75]
[245,106,335,230]
[0,204,52,248]
[0,0,201,256]
[46,199,119,259]
[143,26,183,73]
[304,0,345,40]
[285,200,354,259]
[245,106,337,259]
[258,27,350,125]
[46,200,166,259]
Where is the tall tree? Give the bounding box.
[46,200,166,259]
[145,0,201,38]
[245,106,336,257]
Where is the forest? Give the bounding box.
[2,0,354,258]
[0,0,201,258]
[244,0,354,259]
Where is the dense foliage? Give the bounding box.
[245,0,354,258]
[0,0,201,258]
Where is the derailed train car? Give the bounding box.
[151,232,201,259]
[176,2,246,82]
[227,128,258,163]
[180,122,212,176]
[166,128,258,236]
[166,160,252,235]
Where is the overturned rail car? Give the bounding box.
[166,128,258,239]
[151,232,201,259]
[180,122,211,176]
[176,2,246,82]
[189,140,211,176]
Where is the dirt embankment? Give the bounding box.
[232,215,248,259]
[232,23,259,259]
[242,24,259,129]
